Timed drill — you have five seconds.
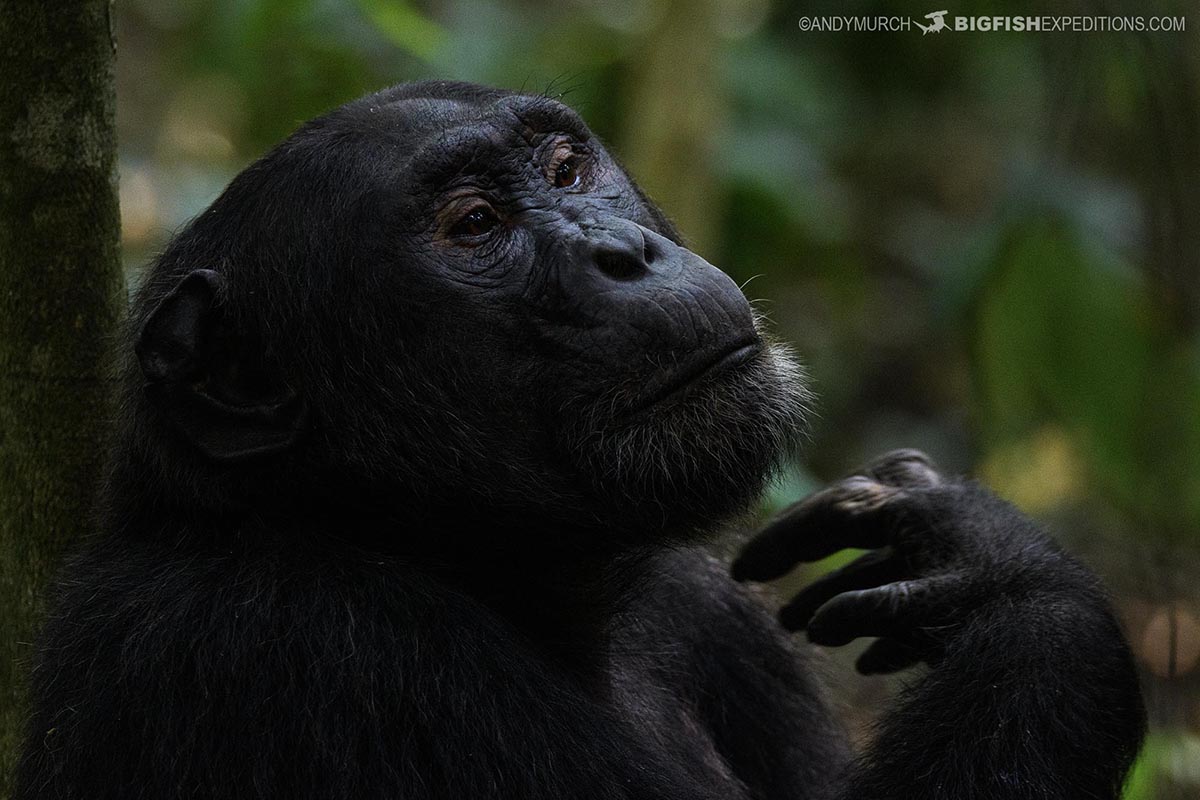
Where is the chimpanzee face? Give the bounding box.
[135,82,809,532]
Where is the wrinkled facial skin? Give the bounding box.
[355,85,809,530]
[133,82,809,536]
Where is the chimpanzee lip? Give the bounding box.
[630,338,764,414]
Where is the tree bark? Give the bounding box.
[622,0,724,259]
[0,1,123,793]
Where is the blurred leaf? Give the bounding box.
[357,0,445,61]
[979,426,1085,513]
[974,221,1200,533]
[1120,735,1157,800]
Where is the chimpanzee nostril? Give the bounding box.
[590,221,651,281]
[594,247,647,281]
[642,233,658,265]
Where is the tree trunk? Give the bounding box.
[0,1,123,793]
[622,0,724,259]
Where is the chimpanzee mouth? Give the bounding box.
[630,338,764,414]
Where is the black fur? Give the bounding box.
[16,82,1144,799]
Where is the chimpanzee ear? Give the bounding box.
[136,269,308,462]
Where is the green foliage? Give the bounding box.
[976,222,1200,534]
[357,0,445,60]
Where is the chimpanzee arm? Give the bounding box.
[622,548,853,800]
[733,451,1146,800]
[841,583,1143,798]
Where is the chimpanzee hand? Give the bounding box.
[731,449,1073,675]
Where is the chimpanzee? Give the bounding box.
[16,81,1145,800]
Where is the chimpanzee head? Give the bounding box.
[127,81,808,538]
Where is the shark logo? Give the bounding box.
[916,10,950,34]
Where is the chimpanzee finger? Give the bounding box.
[860,449,943,490]
[805,576,958,647]
[731,477,903,583]
[779,549,905,631]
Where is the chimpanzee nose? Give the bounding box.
[588,219,656,281]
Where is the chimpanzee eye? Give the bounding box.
[547,139,587,189]
[554,157,580,189]
[449,206,500,239]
